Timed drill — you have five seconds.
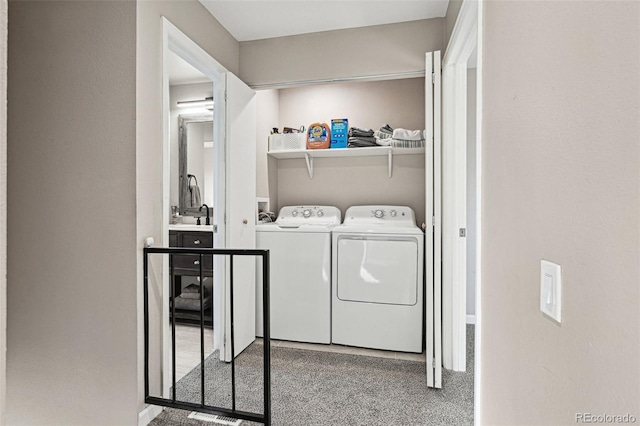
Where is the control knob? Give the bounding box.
[390,210,397,217]
[374,209,385,219]
[292,211,298,217]
[303,209,312,218]
[317,209,324,217]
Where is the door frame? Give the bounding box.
[425,50,443,389]
[442,0,479,373]
[161,17,228,397]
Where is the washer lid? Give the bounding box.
[275,205,341,226]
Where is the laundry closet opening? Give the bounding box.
[237,76,473,423]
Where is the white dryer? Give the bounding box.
[332,205,424,353]
[256,206,341,344]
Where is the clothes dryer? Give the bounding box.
[332,205,424,353]
[256,206,341,344]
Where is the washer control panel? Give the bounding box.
[276,206,341,225]
[343,206,416,227]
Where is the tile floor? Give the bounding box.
[173,324,215,380]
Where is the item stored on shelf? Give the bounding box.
[330,119,348,149]
[283,125,305,134]
[306,122,331,149]
[269,133,307,151]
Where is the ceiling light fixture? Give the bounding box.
[177,96,214,110]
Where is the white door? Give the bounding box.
[425,50,443,388]
[221,72,257,361]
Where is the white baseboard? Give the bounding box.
[138,404,163,426]
[466,315,476,325]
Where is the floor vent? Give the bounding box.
[187,412,242,425]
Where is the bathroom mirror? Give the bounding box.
[178,113,214,217]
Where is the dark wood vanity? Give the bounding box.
[169,229,214,327]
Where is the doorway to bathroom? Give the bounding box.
[164,29,220,393]
[156,18,258,405]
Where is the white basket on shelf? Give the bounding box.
[268,133,306,151]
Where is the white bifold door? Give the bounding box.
[425,50,443,388]
[220,72,257,362]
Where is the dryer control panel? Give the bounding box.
[277,205,342,226]
[343,205,417,227]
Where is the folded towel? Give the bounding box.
[348,127,375,138]
[379,124,394,135]
[392,128,425,141]
[182,283,201,294]
[375,137,392,146]
[173,294,212,311]
[181,286,210,299]
[348,137,378,148]
[375,129,392,138]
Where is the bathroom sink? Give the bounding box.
[168,223,215,232]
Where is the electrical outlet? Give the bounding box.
[540,260,562,323]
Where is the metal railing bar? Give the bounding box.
[170,254,176,402]
[145,397,265,424]
[143,250,150,399]
[199,253,205,406]
[230,255,236,411]
[262,250,271,424]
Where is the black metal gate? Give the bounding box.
[143,247,271,425]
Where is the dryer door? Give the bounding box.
[336,235,418,306]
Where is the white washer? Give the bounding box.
[332,205,424,353]
[256,205,341,344]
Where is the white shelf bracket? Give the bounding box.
[304,152,314,179]
[388,149,393,178]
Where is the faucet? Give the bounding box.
[199,204,211,226]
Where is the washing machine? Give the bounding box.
[256,205,341,344]
[332,205,424,353]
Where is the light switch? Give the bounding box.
[540,260,562,323]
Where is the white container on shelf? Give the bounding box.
[268,133,306,151]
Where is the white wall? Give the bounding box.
[136,0,239,413]
[0,0,6,423]
[275,78,426,225]
[482,1,640,423]
[466,68,476,318]
[7,1,137,424]
[240,19,444,87]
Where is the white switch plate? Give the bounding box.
[540,260,562,323]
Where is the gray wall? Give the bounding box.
[136,0,239,412]
[481,1,640,423]
[240,19,444,87]
[275,78,426,225]
[0,0,6,423]
[7,1,137,424]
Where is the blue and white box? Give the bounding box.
[331,119,348,149]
